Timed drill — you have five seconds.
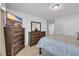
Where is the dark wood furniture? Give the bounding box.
[4,12,24,56]
[4,27,25,56]
[29,31,45,47]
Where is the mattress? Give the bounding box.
[37,35,79,56]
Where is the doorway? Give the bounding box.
[48,23,54,35]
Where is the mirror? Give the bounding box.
[31,21,41,32]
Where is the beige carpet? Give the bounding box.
[16,45,39,56]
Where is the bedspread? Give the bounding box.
[37,36,79,56]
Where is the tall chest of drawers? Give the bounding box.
[29,31,45,47]
[4,27,25,56]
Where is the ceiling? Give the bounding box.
[6,3,79,20]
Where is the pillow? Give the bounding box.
[62,33,77,40]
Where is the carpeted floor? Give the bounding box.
[16,45,39,56]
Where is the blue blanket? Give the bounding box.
[37,36,79,56]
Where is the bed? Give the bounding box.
[37,35,79,56]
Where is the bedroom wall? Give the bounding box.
[7,8,47,46]
[54,13,79,38]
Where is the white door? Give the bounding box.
[48,24,54,35]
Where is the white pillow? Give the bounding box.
[64,33,77,40]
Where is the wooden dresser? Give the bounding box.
[4,27,25,56]
[29,31,45,47]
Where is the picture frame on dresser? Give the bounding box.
[31,21,41,32]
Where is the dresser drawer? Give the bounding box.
[13,44,24,55]
[31,32,40,35]
[13,38,24,44]
[31,37,38,40]
[32,35,38,38]
[29,31,45,47]
[13,29,23,33]
[30,40,37,46]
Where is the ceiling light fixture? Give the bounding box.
[50,3,60,10]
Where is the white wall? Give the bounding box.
[7,9,47,46]
[55,13,79,38]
